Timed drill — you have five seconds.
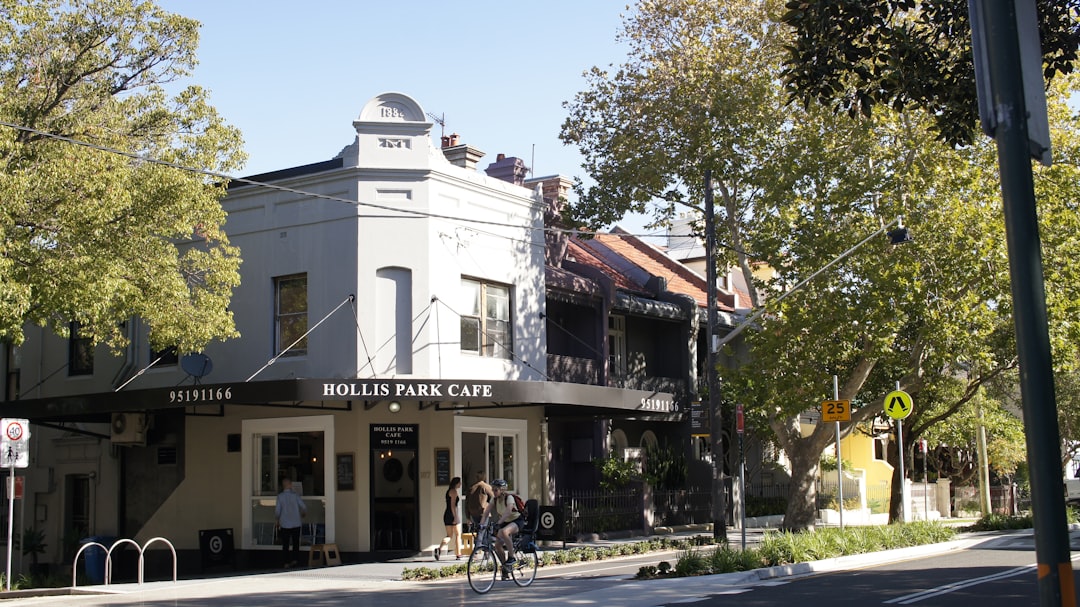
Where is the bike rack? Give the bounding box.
[72,536,178,588]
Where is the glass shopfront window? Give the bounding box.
[242,416,335,549]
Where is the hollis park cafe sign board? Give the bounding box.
[16,379,679,419]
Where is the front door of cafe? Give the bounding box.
[370,424,418,551]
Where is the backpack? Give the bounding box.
[510,493,527,516]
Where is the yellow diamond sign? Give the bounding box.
[884,390,913,420]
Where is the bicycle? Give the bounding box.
[466,521,539,593]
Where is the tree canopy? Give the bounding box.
[779,0,1080,147]
[0,0,245,354]
[562,0,1080,529]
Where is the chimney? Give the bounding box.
[440,133,485,170]
[484,153,529,186]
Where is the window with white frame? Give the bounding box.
[274,273,308,356]
[456,417,527,495]
[460,278,511,359]
[242,416,334,550]
[608,315,626,377]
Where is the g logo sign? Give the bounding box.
[540,511,556,530]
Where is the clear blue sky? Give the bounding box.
[156,1,632,185]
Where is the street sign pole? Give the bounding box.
[922,439,929,520]
[736,403,745,550]
[834,375,843,530]
[884,386,913,522]
[894,382,906,523]
[5,462,12,591]
[1,418,30,590]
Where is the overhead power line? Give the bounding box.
[0,119,752,254]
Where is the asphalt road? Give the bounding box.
[658,530,1080,607]
[1,530,1074,607]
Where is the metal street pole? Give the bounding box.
[922,439,929,520]
[834,375,843,530]
[705,170,727,543]
[977,2,1074,605]
[895,380,906,523]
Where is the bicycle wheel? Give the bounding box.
[467,545,498,594]
[510,544,538,587]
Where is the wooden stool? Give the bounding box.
[308,543,342,567]
[460,533,475,556]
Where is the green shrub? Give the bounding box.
[638,565,659,577]
[673,549,710,577]
[965,513,1034,531]
[708,544,761,573]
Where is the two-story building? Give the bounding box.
[0,92,680,573]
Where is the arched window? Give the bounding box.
[608,429,628,459]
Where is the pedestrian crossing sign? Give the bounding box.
[884,390,913,420]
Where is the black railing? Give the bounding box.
[556,483,729,539]
[651,487,712,526]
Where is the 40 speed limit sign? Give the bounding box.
[0,419,29,468]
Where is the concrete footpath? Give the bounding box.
[0,526,992,604]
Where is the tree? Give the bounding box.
[562,0,1080,531]
[0,0,245,354]
[779,0,1080,147]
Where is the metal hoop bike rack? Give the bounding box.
[72,536,177,588]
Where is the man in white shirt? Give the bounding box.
[275,478,307,567]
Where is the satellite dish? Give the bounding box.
[180,353,213,378]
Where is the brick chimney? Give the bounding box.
[441,133,485,170]
[484,153,529,186]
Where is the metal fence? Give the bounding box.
[556,480,1021,538]
[556,486,645,538]
[651,486,713,526]
[952,484,1019,515]
[556,484,721,538]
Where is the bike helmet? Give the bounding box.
[491,479,508,490]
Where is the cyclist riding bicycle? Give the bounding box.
[479,479,521,575]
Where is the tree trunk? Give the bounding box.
[888,436,912,523]
[783,441,821,531]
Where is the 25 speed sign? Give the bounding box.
[821,400,851,423]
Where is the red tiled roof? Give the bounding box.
[583,228,735,313]
[563,239,649,294]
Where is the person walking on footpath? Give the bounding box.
[435,476,462,560]
[465,471,494,532]
[275,477,307,568]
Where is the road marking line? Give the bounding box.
[883,565,1035,604]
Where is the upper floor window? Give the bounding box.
[608,315,626,377]
[5,343,19,401]
[151,345,178,367]
[274,274,308,356]
[460,278,511,359]
[68,321,93,376]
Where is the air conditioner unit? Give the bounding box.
[111,412,147,446]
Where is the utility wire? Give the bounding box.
[0,119,755,255]
[114,354,164,391]
[245,294,355,382]
[349,297,378,379]
[431,297,549,381]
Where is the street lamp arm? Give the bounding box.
[713,216,903,351]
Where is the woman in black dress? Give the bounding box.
[435,476,462,559]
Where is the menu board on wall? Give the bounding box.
[434,447,451,486]
[336,453,355,491]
